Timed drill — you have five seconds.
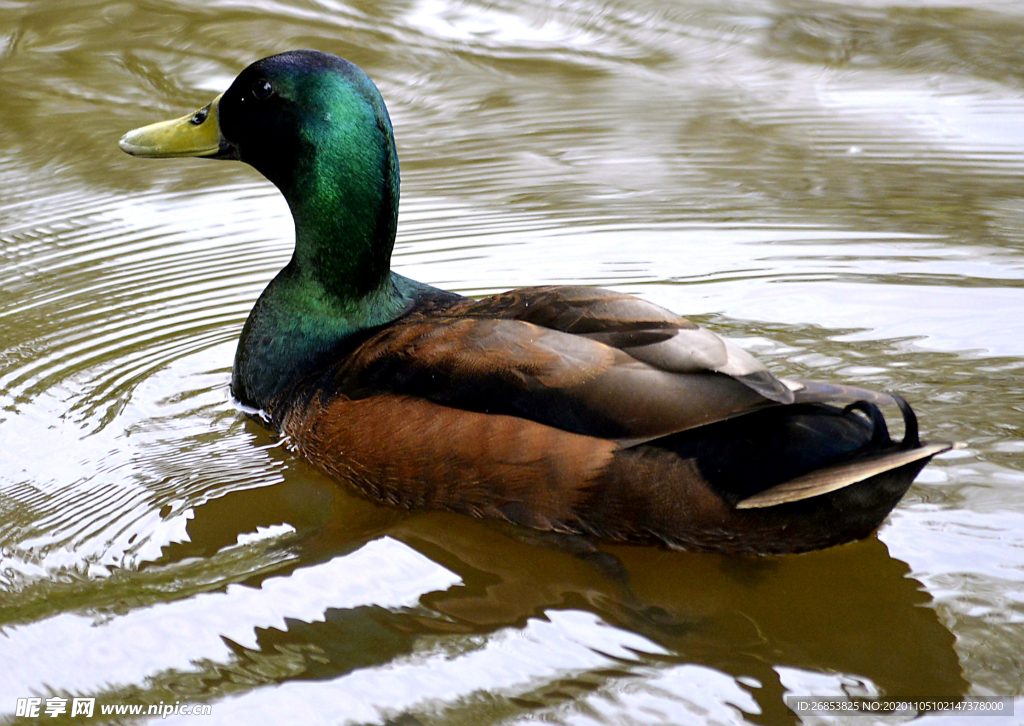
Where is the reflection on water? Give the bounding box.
[1,0,1023,724]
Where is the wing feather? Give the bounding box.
[735,443,954,509]
[330,315,774,441]
[312,286,907,443]
[450,286,795,403]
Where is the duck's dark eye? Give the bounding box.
[190,106,209,125]
[252,80,274,101]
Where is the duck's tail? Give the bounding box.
[735,394,959,510]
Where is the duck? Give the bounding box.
[119,49,955,554]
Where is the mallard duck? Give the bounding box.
[120,50,954,554]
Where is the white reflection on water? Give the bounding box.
[0,537,461,703]
[886,507,1024,585]
[202,609,760,726]
[0,345,234,582]
[819,86,1024,159]
[407,0,602,49]
[504,662,762,726]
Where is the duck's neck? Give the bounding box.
[231,121,408,416]
[284,122,399,299]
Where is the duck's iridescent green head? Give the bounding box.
[218,51,396,198]
[121,50,400,300]
[122,51,411,412]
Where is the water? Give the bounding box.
[1,1,1023,723]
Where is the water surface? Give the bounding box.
[1,1,1023,724]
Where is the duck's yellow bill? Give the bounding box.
[119,94,224,158]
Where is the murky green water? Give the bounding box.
[2,1,1023,724]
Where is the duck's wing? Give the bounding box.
[450,285,796,404]
[319,282,815,442]
[453,286,909,410]
[314,285,908,445]
[326,313,775,444]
